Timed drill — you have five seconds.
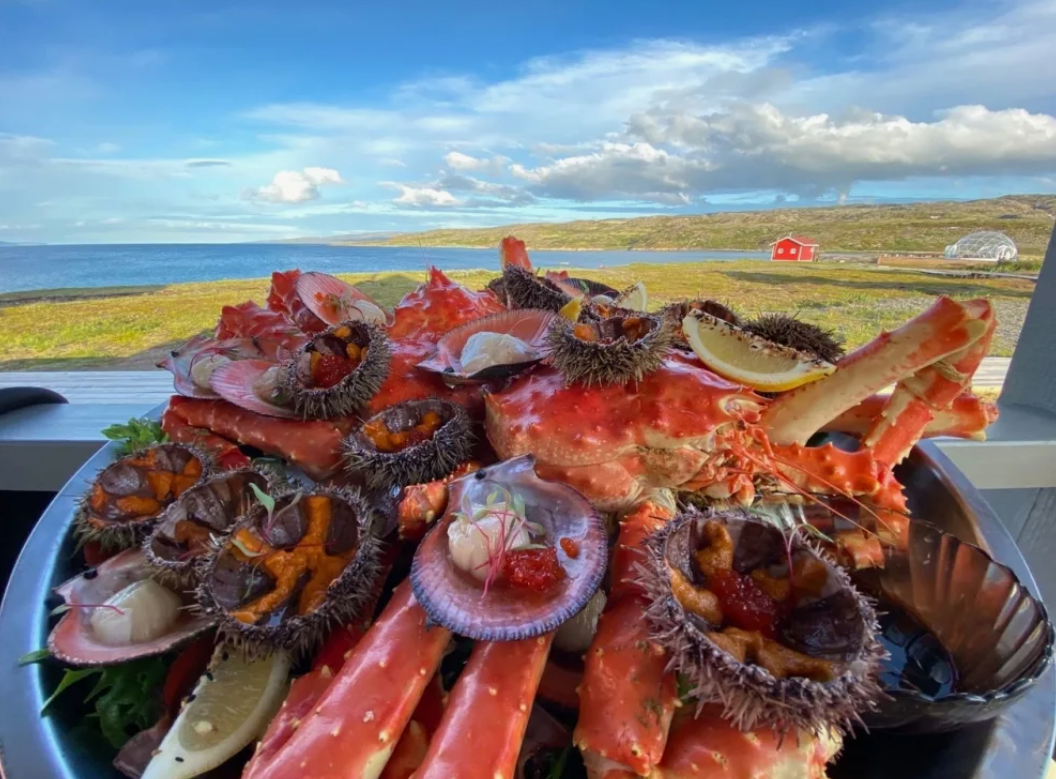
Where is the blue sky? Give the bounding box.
[1,0,1055,244]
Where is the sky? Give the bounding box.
[1,0,1055,244]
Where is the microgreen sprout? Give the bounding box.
[453,483,538,598]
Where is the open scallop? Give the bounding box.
[160,335,291,399]
[295,271,392,328]
[48,549,216,666]
[416,309,556,384]
[410,455,606,641]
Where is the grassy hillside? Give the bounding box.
[357,195,1056,255]
[0,261,1034,371]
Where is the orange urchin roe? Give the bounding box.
[502,547,566,592]
[750,569,791,602]
[114,495,162,516]
[670,568,723,624]
[708,627,838,682]
[694,521,735,577]
[573,323,598,342]
[560,537,579,559]
[230,495,357,623]
[362,410,443,453]
[87,452,202,526]
[174,519,213,550]
[620,317,648,342]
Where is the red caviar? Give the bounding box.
[559,537,580,559]
[502,547,566,592]
[312,353,355,388]
[707,568,780,638]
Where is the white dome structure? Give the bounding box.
[944,231,1018,262]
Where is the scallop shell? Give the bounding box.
[48,549,216,666]
[209,359,299,418]
[410,455,606,641]
[295,272,393,327]
[417,309,556,384]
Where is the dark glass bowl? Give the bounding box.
[853,519,1054,733]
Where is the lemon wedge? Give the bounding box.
[141,646,291,779]
[682,312,836,392]
[558,297,583,321]
[614,282,647,312]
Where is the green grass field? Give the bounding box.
[0,261,1034,371]
[355,195,1056,256]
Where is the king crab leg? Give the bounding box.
[413,634,554,779]
[575,497,680,778]
[823,392,998,442]
[161,396,353,480]
[396,461,482,541]
[861,303,996,466]
[655,707,840,778]
[763,296,992,446]
[247,581,450,779]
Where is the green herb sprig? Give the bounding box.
[41,658,168,749]
[101,417,168,456]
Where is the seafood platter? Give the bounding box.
[0,237,1053,779]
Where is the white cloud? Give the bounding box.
[509,104,1056,203]
[379,157,407,167]
[245,167,345,203]
[382,182,460,207]
[443,151,509,174]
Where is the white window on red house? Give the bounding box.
[791,247,797,255]
[778,246,784,254]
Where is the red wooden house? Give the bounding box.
[770,235,819,261]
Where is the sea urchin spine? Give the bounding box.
[546,314,672,386]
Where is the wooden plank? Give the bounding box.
[1015,488,1056,608]
[0,404,156,491]
[980,488,1041,539]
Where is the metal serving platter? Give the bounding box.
[0,436,1052,779]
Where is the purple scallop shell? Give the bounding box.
[410,455,606,641]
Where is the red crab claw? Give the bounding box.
[215,299,309,352]
[576,497,679,778]
[656,706,841,778]
[862,301,997,466]
[245,581,450,779]
[413,634,554,779]
[500,236,533,270]
[823,392,998,442]
[160,396,352,479]
[396,461,482,541]
[764,296,993,446]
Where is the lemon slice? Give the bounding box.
[141,646,291,779]
[614,282,647,312]
[558,297,583,321]
[682,312,836,392]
